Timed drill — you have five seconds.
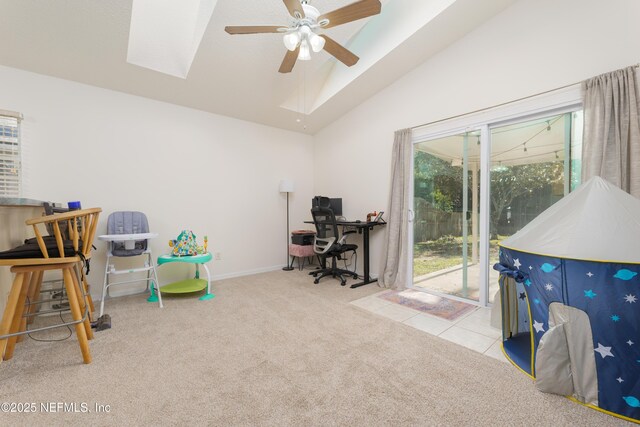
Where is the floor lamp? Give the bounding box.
[279,179,295,271]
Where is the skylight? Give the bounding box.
[127,0,219,78]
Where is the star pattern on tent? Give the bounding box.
[628,340,635,346]
[624,294,637,303]
[533,298,540,305]
[617,377,624,383]
[594,343,614,359]
[584,290,597,299]
[545,283,553,291]
[611,315,620,322]
[533,320,545,333]
[528,266,533,270]
[519,292,526,300]
[587,272,594,277]
[513,258,521,269]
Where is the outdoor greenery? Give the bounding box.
[414,152,468,213]
[413,235,503,277]
[412,146,564,279]
[414,151,564,239]
[489,162,563,239]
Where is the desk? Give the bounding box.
[305,220,385,289]
[157,253,214,301]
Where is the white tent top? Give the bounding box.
[500,176,640,263]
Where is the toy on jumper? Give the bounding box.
[168,230,208,256]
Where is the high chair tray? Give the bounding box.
[98,233,158,241]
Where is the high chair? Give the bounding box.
[98,211,161,317]
[0,207,101,364]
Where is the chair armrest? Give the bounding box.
[314,237,336,255]
[338,230,357,245]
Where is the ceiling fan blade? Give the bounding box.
[279,47,300,73]
[318,0,381,28]
[225,26,283,35]
[283,0,305,19]
[320,35,359,67]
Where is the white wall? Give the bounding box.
[2,0,638,299]
[313,0,640,278]
[0,65,313,298]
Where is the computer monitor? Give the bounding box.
[312,196,343,216]
[329,198,342,216]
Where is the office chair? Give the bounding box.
[99,211,161,317]
[309,205,358,286]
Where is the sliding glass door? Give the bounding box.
[487,111,583,303]
[413,130,482,301]
[412,109,583,306]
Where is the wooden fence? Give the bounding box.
[413,197,464,243]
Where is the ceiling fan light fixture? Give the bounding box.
[298,40,311,61]
[309,33,325,53]
[299,24,312,36]
[283,31,301,51]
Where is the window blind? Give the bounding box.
[0,114,21,197]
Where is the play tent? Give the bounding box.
[494,176,640,423]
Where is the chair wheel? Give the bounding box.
[353,274,359,279]
[314,279,320,284]
[340,280,346,286]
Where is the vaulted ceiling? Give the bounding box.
[0,0,516,133]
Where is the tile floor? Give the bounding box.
[413,262,500,304]
[350,290,509,363]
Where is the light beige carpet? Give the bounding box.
[0,270,628,426]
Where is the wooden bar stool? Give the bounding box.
[0,207,101,364]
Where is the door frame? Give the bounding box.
[409,85,583,307]
[410,125,486,305]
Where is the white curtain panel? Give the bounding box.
[582,66,640,198]
[379,128,412,289]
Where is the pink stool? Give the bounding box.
[288,244,317,270]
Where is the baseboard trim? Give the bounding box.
[212,264,285,280]
[93,264,287,300]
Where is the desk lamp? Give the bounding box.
[279,179,295,271]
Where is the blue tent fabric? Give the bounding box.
[564,259,640,420]
[496,247,640,422]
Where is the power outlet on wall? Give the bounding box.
[215,252,222,260]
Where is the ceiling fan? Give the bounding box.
[225,0,382,73]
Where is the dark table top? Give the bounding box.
[0,197,51,207]
[304,219,386,227]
